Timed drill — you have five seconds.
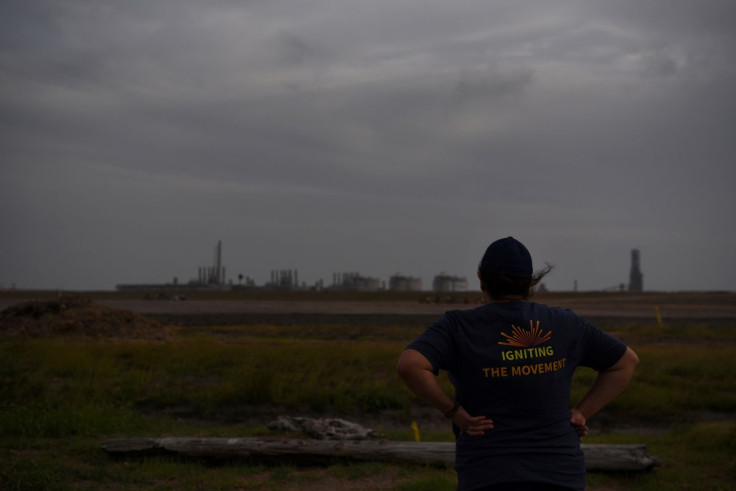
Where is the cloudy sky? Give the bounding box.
[2,0,735,292]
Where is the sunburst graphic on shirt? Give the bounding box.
[499,320,552,347]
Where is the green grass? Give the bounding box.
[584,421,736,490]
[1,335,410,431]
[1,318,735,489]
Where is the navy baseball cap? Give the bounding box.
[478,237,533,279]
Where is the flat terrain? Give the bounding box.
[3,290,734,321]
[1,289,734,490]
[102,291,736,320]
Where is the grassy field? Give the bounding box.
[1,309,735,489]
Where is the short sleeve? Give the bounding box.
[406,314,455,374]
[578,318,628,371]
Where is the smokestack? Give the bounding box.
[628,249,643,292]
[215,241,222,284]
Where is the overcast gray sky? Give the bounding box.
[2,0,735,292]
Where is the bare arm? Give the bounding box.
[570,347,639,436]
[397,349,494,435]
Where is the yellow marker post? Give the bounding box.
[411,421,421,442]
[654,305,663,330]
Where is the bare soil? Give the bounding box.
[1,290,733,337]
[98,291,736,320]
[101,291,736,333]
[1,290,734,323]
[0,295,172,340]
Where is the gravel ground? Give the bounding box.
[97,295,736,319]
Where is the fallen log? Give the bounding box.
[266,416,381,440]
[101,437,660,472]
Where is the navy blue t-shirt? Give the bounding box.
[407,300,627,491]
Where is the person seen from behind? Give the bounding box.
[397,237,639,490]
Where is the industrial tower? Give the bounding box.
[197,240,226,286]
[628,249,643,292]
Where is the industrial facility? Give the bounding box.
[432,274,468,292]
[116,241,231,292]
[115,241,645,294]
[629,249,643,292]
[331,272,383,291]
[196,240,227,287]
[389,274,422,292]
[268,269,300,289]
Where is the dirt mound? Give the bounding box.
[0,295,171,340]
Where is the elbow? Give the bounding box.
[396,353,412,378]
[396,362,418,385]
[396,358,418,380]
[619,347,639,378]
[396,349,432,380]
[396,360,408,377]
[603,347,639,375]
[626,347,640,368]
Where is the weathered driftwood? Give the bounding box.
[266,416,381,440]
[579,444,660,471]
[101,437,660,472]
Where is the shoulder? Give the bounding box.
[442,303,500,322]
[529,301,582,320]
[526,302,594,332]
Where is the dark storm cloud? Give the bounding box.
[2,0,735,291]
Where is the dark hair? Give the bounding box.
[479,262,553,300]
